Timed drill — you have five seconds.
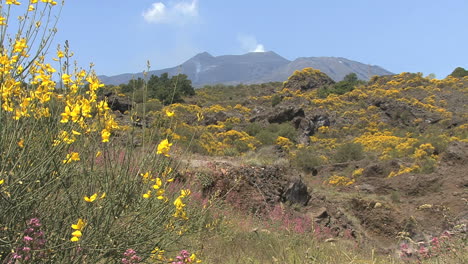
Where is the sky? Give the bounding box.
[51,0,468,78]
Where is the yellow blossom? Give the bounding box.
[101,129,111,142]
[63,152,80,163]
[174,197,185,210]
[165,109,175,117]
[18,139,24,148]
[6,0,21,5]
[352,168,364,177]
[41,0,57,5]
[190,253,202,263]
[162,167,173,177]
[143,190,151,199]
[71,218,86,230]
[71,218,86,242]
[152,178,162,190]
[62,73,72,85]
[155,189,165,200]
[141,171,151,181]
[13,39,27,53]
[181,189,191,197]
[197,112,204,121]
[0,179,4,185]
[84,193,98,202]
[71,230,82,238]
[86,75,104,91]
[157,139,172,157]
[60,104,80,123]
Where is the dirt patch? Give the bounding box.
[191,163,288,214]
[349,198,403,238]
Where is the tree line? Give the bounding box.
[120,73,195,105]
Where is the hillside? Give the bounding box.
[105,69,468,262]
[99,51,393,87]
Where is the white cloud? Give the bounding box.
[174,0,198,16]
[142,3,167,23]
[142,0,198,24]
[238,34,266,53]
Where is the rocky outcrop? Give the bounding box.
[283,68,335,91]
[249,106,305,124]
[294,115,331,145]
[441,141,468,165]
[372,99,446,128]
[282,178,311,206]
[202,111,229,126]
[267,106,304,123]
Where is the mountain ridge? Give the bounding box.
[99,51,393,87]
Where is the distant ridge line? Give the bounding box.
[99,51,393,87]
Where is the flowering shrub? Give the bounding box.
[276,136,293,151]
[5,218,48,263]
[388,164,420,178]
[354,131,418,160]
[170,250,201,264]
[327,175,355,186]
[121,249,142,264]
[0,2,203,262]
[398,231,464,262]
[198,129,259,156]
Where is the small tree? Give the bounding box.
[121,78,145,93]
[343,72,358,83]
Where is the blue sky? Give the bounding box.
[53,0,467,78]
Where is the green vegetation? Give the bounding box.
[449,66,468,78]
[121,73,195,105]
[333,142,365,163]
[317,72,365,98]
[251,123,297,145]
[271,94,282,107]
[292,148,323,172]
[188,82,282,106]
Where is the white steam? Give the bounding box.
[238,34,266,53]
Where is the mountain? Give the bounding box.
[99,52,393,87]
[259,57,392,83]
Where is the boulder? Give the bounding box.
[307,207,329,220]
[294,115,330,145]
[102,92,133,113]
[249,106,269,123]
[282,178,311,206]
[310,115,330,131]
[293,116,312,145]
